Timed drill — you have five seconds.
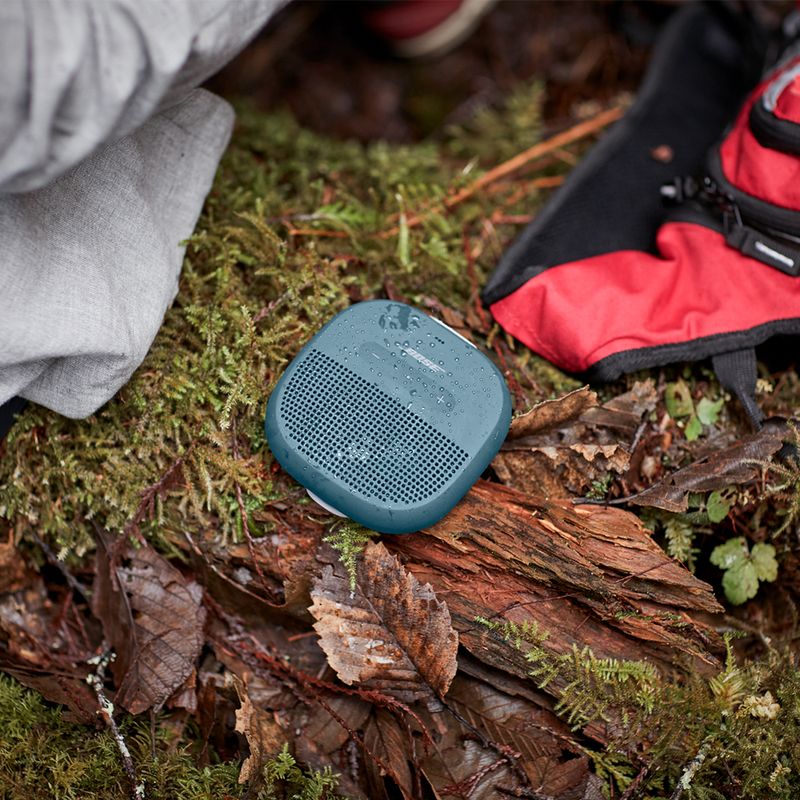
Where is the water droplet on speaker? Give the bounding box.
[410,389,417,396]
[454,357,460,363]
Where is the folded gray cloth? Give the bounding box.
[0,0,282,418]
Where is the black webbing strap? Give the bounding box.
[0,396,26,442]
[712,348,764,429]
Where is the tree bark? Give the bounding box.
[186,479,723,713]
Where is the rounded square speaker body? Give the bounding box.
[265,300,512,533]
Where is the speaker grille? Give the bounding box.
[279,349,469,505]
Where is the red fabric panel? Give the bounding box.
[720,57,800,210]
[489,222,800,373]
[364,0,462,41]
[774,71,800,122]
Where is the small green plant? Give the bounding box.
[665,378,724,441]
[322,522,378,593]
[263,744,341,800]
[644,488,735,573]
[663,516,698,571]
[710,536,778,605]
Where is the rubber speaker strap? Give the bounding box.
[712,348,764,429]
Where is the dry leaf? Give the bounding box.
[363,709,416,800]
[494,444,630,499]
[0,579,97,723]
[498,382,657,498]
[508,386,598,439]
[630,421,787,512]
[310,541,458,706]
[421,738,512,800]
[293,695,372,799]
[93,536,206,714]
[233,674,284,784]
[446,674,562,788]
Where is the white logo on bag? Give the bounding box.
[755,240,795,269]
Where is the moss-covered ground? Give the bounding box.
[2,80,800,799]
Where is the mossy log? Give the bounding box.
[181,478,723,744]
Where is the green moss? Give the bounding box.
[0,674,343,800]
[482,618,800,799]
[0,87,562,560]
[0,673,234,799]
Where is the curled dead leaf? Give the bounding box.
[497,381,657,498]
[508,386,598,439]
[310,540,458,706]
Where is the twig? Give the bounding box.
[443,699,531,792]
[291,106,622,242]
[670,736,713,800]
[125,450,190,543]
[29,528,90,602]
[437,106,623,212]
[620,763,650,800]
[86,650,145,800]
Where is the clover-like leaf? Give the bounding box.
[696,396,724,426]
[665,380,694,419]
[710,538,778,605]
[721,560,759,606]
[750,542,778,583]
[710,537,747,570]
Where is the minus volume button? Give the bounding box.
[430,316,477,348]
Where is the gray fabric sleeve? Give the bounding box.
[0,0,282,193]
[0,89,235,418]
[0,0,284,418]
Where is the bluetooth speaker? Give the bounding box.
[265,300,512,533]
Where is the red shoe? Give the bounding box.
[364,0,496,59]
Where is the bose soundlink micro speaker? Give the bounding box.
[265,301,512,534]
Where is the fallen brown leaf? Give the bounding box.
[497,381,657,497]
[629,420,787,512]
[93,536,206,714]
[310,541,458,706]
[0,579,97,723]
[508,385,598,439]
[363,708,416,800]
[495,444,630,499]
[446,674,563,790]
[293,695,372,799]
[233,674,284,784]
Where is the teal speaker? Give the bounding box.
[265,301,512,533]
